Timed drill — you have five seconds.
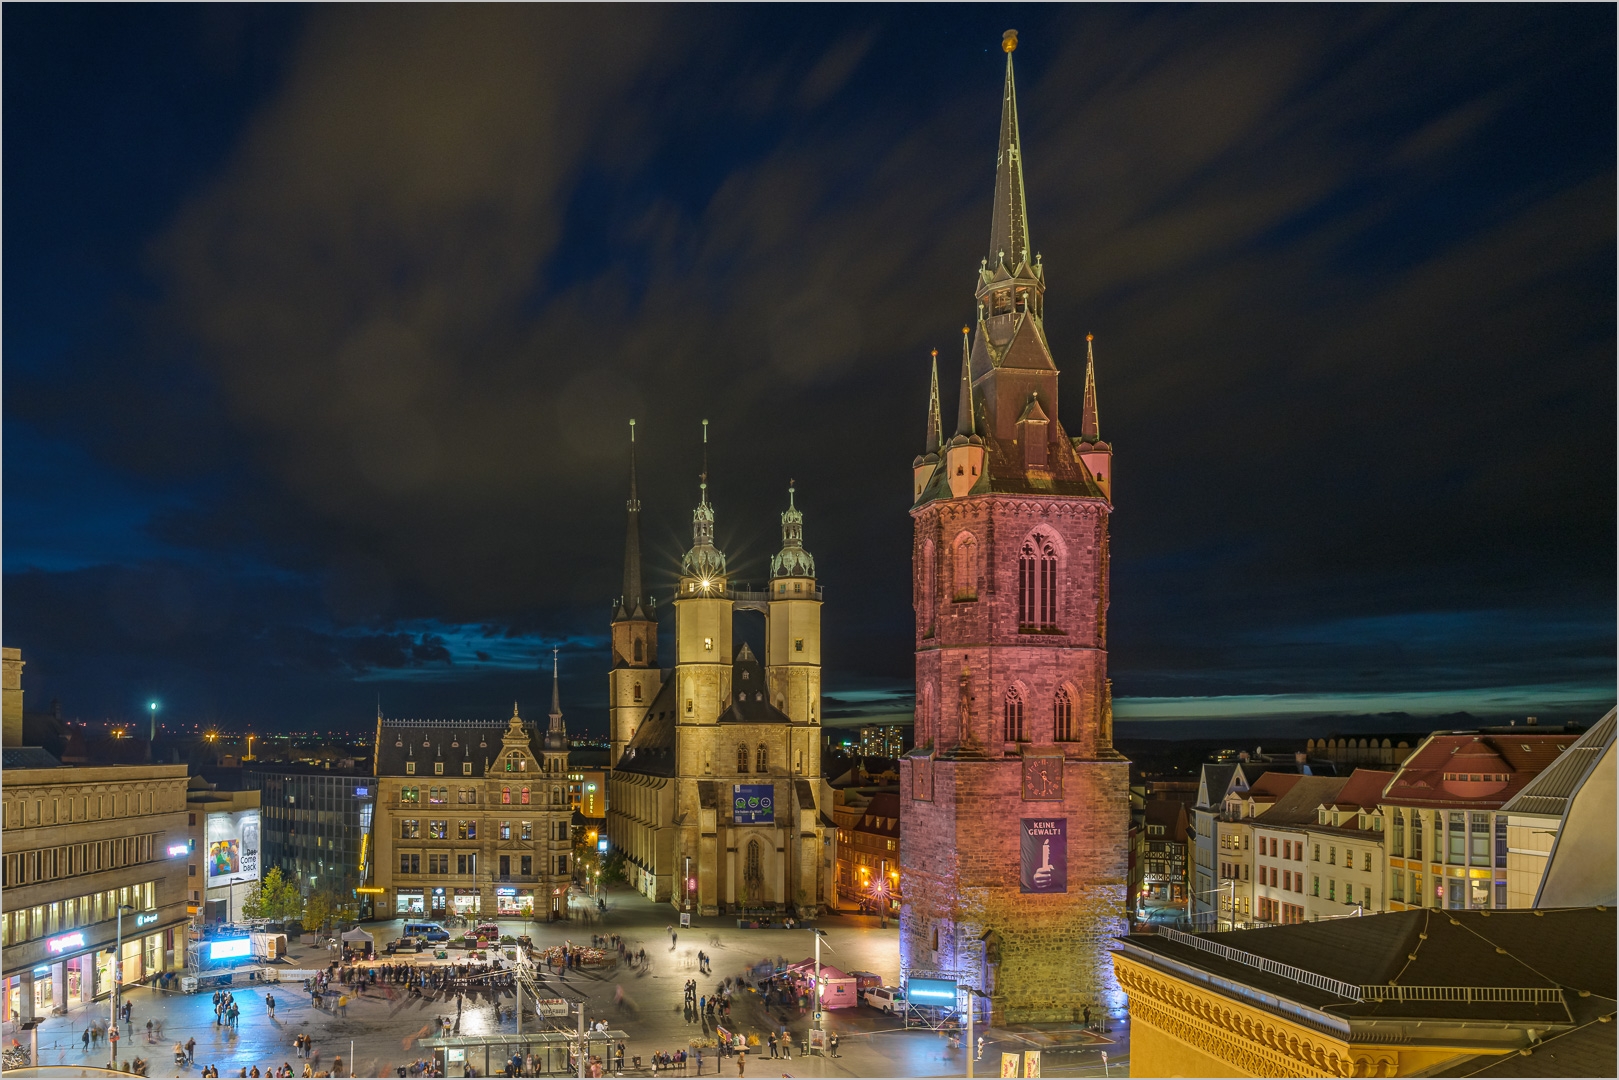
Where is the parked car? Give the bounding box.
[475,922,501,939]
[402,921,450,942]
[864,986,906,1014]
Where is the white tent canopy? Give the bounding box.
[340,927,374,944]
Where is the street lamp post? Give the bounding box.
[109,904,134,1069]
[148,702,158,745]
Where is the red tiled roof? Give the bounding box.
[1331,768,1396,811]
[1382,733,1576,810]
[1246,771,1304,800]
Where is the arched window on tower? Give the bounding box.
[737,745,749,773]
[633,639,643,663]
[1004,687,1025,743]
[952,533,978,602]
[1019,534,1058,628]
[1053,687,1073,742]
[756,744,768,772]
[745,840,763,896]
[919,539,937,635]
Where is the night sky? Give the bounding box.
[4,5,1614,738]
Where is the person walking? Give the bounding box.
[266,994,276,1019]
[83,1028,91,1053]
[186,1037,196,1065]
[766,1034,776,1059]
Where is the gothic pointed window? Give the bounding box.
[756,745,768,772]
[952,532,978,601]
[1019,534,1058,628]
[737,745,749,774]
[633,639,643,663]
[919,539,937,634]
[1053,687,1073,742]
[744,840,763,897]
[1004,687,1024,742]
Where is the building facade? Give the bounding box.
[607,442,835,914]
[369,674,575,921]
[857,725,907,759]
[1,759,190,1024]
[898,32,1129,1025]
[1382,732,1575,912]
[184,780,262,925]
[246,765,375,911]
[1141,800,1189,905]
[1114,908,1614,1078]
[1499,707,1615,908]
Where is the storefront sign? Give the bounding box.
[135,913,158,927]
[354,787,370,797]
[1020,818,1067,894]
[168,841,192,857]
[732,784,774,824]
[47,932,86,954]
[206,809,261,886]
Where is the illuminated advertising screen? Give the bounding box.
[906,978,957,1006]
[209,938,252,961]
[732,784,774,824]
[206,810,261,885]
[1020,818,1067,893]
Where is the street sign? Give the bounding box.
[813,1012,822,1023]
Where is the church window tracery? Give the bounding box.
[1019,533,1058,627]
[1004,687,1025,742]
[745,840,763,895]
[756,745,768,772]
[952,532,979,601]
[1053,687,1073,741]
[737,745,749,773]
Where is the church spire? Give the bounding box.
[548,647,564,734]
[616,419,649,620]
[1080,333,1100,442]
[924,350,943,457]
[989,29,1031,271]
[771,481,816,580]
[954,325,978,439]
[682,419,727,585]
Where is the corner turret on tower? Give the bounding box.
[1075,333,1113,497]
[609,419,662,767]
[946,328,987,498]
[912,350,944,502]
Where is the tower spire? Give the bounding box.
[682,419,726,584]
[548,647,564,734]
[1080,333,1100,441]
[989,29,1030,270]
[771,480,816,579]
[954,325,977,438]
[617,419,647,619]
[925,350,943,456]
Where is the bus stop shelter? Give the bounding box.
[417,1030,629,1077]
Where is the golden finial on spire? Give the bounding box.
[1086,332,1094,342]
[962,326,970,336]
[1002,29,1018,53]
[931,348,938,358]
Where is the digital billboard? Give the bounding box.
[208,938,252,961]
[906,978,957,1007]
[732,784,774,824]
[206,810,261,886]
[1019,818,1067,894]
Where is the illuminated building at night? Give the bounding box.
[898,30,1129,1024]
[606,424,835,914]
[368,659,575,919]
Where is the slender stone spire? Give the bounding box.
[1080,332,1100,442]
[616,419,648,619]
[954,326,977,438]
[924,350,943,457]
[682,419,727,583]
[548,647,564,735]
[988,30,1031,270]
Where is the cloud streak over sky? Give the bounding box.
[3,5,1613,732]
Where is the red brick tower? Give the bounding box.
[899,29,1130,1026]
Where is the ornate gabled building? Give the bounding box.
[605,423,834,914]
[899,30,1130,1025]
[369,662,575,921]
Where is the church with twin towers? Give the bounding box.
[604,421,835,915]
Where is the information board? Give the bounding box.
[732,784,775,824]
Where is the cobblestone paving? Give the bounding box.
[4,889,1127,1077]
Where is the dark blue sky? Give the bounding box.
[4,5,1614,736]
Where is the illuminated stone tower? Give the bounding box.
[899,29,1130,1026]
[674,420,735,728]
[608,420,660,768]
[766,484,824,779]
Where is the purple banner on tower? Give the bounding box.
[1020,818,1067,893]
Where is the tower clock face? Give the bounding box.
[1022,756,1063,801]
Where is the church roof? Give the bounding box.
[718,644,792,724]
[614,672,679,778]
